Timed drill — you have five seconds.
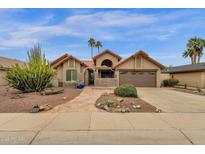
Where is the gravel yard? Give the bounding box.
[0,86,82,113]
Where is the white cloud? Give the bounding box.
[0,9,203,50]
[65,10,157,27]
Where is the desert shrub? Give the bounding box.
[6,44,55,92]
[163,79,179,87]
[104,99,113,107]
[114,84,137,97]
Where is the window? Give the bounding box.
[101,59,112,67]
[66,70,77,81]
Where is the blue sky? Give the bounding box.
[0,8,205,66]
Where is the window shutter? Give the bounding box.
[66,70,71,81]
[72,70,77,81]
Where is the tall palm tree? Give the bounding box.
[182,48,194,64]
[95,41,103,53]
[88,38,96,58]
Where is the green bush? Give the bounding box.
[163,79,179,87]
[114,84,138,97]
[6,44,55,92]
[104,100,113,107]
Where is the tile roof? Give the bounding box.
[163,62,205,73]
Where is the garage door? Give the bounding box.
[119,71,156,87]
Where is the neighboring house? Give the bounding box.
[164,63,205,88]
[51,50,165,87]
[0,56,24,86]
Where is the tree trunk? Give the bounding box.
[197,49,202,64]
[193,48,197,64]
[91,47,93,58]
[191,56,194,64]
[98,47,99,53]
[198,55,201,64]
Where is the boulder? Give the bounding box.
[117,98,124,102]
[104,105,110,111]
[30,105,40,113]
[40,88,64,95]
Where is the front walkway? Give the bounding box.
[50,87,113,112]
[0,112,205,144]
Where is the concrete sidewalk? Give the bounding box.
[0,112,205,144]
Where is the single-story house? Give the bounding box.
[51,50,166,87]
[0,56,24,86]
[164,63,205,89]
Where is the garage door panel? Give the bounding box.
[119,71,156,87]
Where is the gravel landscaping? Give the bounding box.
[0,86,82,113]
[95,93,160,113]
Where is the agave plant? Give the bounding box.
[6,44,55,92]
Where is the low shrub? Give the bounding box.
[163,79,179,87]
[104,99,113,107]
[114,84,138,97]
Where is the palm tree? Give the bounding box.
[182,48,194,64]
[95,41,103,53]
[196,39,205,63]
[88,38,96,58]
[186,37,205,64]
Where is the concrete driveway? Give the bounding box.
[138,88,205,113]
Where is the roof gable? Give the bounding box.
[51,54,88,69]
[92,49,121,64]
[114,50,165,69]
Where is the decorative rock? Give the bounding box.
[155,109,162,113]
[96,103,101,107]
[132,105,137,109]
[104,105,110,111]
[125,108,130,112]
[62,97,67,100]
[121,108,126,113]
[117,105,121,108]
[39,104,53,111]
[30,105,40,113]
[114,108,122,112]
[117,98,124,102]
[136,105,141,109]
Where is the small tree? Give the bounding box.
[6,44,55,92]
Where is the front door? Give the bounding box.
[88,69,94,85]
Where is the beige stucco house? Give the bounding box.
[51,50,165,87]
[0,56,24,86]
[164,63,205,88]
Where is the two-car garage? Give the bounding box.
[119,70,157,87]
